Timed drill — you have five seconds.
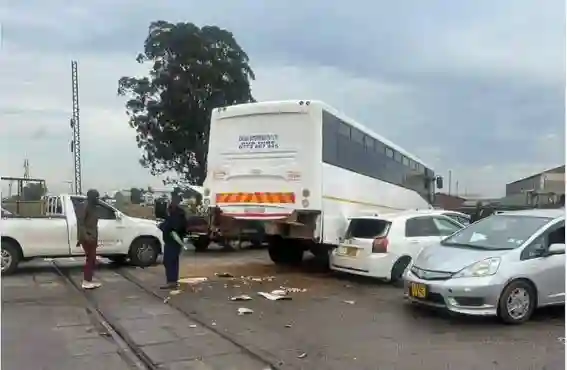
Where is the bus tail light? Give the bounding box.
[372,237,388,253]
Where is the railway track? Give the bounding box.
[50,261,283,370]
[51,261,158,370]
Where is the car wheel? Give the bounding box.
[1,241,21,275]
[498,280,536,324]
[390,257,411,287]
[129,237,160,267]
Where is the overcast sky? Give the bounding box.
[0,0,564,197]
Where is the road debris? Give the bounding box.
[285,324,292,328]
[178,277,208,285]
[280,286,307,293]
[237,307,254,315]
[270,289,287,296]
[215,272,234,278]
[189,324,198,328]
[297,353,307,359]
[230,294,253,301]
[169,290,182,296]
[258,292,292,301]
[163,297,171,304]
[343,300,355,305]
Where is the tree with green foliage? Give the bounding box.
[117,20,255,185]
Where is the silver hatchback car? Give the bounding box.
[404,208,565,324]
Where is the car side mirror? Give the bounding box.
[435,176,444,189]
[115,212,123,221]
[547,243,566,256]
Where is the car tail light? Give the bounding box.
[372,237,388,253]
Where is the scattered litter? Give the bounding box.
[178,277,208,285]
[343,300,355,305]
[189,324,198,328]
[258,292,292,301]
[558,337,566,344]
[233,285,241,288]
[211,322,217,326]
[163,297,170,304]
[298,353,307,359]
[169,290,182,296]
[344,284,352,288]
[237,307,254,315]
[270,289,287,296]
[285,324,292,328]
[230,294,253,301]
[215,272,234,278]
[280,286,307,293]
[241,275,276,282]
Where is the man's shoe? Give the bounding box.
[82,281,102,290]
[160,282,178,290]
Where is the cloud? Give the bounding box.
[0,0,564,198]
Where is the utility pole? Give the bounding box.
[448,170,452,196]
[455,181,459,197]
[70,60,82,194]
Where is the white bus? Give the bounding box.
[203,100,443,265]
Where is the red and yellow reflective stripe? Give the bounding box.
[215,192,296,204]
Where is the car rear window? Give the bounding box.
[346,218,391,239]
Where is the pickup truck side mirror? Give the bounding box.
[547,243,565,256]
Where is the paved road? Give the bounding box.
[3,250,565,370]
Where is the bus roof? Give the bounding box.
[215,100,433,170]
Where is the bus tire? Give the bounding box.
[268,238,303,266]
[194,236,210,252]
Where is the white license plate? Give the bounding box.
[245,207,265,214]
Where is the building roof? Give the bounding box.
[507,165,565,186]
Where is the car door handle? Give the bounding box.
[116,226,126,229]
[409,240,420,244]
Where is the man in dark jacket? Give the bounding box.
[159,192,187,289]
[77,189,101,289]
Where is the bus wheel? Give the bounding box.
[193,236,210,252]
[268,237,303,265]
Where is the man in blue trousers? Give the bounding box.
[159,192,187,290]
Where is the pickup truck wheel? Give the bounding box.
[129,238,160,267]
[108,255,128,265]
[2,242,21,275]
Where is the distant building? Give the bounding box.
[433,193,467,210]
[506,165,565,196]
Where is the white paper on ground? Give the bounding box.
[258,292,292,301]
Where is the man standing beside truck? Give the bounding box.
[159,192,187,290]
[77,189,101,290]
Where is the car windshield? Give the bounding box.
[441,214,552,250]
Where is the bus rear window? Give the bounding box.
[346,218,391,239]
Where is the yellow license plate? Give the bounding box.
[338,246,359,257]
[409,282,428,299]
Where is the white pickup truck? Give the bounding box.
[1,194,164,275]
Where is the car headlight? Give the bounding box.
[453,257,501,278]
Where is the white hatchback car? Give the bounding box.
[330,211,465,283]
